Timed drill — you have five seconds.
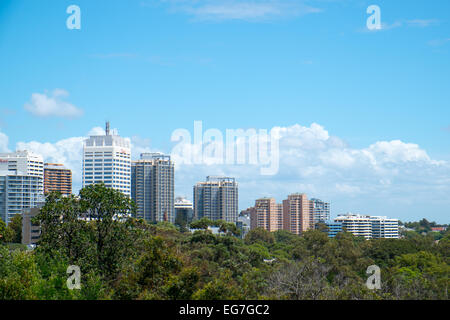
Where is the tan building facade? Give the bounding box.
[44,163,72,196]
[282,193,310,235]
[249,193,314,235]
[250,198,283,232]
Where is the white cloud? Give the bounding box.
[407,19,439,27]
[12,123,450,222]
[24,89,83,118]
[14,128,160,193]
[0,130,10,152]
[362,18,438,33]
[169,123,450,221]
[365,140,430,164]
[88,126,106,136]
[335,183,361,195]
[150,0,321,21]
[428,38,450,47]
[16,136,85,191]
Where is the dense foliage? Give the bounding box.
[0,184,448,300]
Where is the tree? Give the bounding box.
[0,245,41,299]
[266,258,334,300]
[0,219,8,243]
[36,184,136,282]
[6,215,22,243]
[190,217,214,230]
[78,183,135,280]
[35,192,95,271]
[245,228,275,246]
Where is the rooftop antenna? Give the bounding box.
[106,121,110,136]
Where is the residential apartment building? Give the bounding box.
[174,196,193,227]
[334,213,372,239]
[193,176,238,223]
[309,198,330,227]
[131,153,174,223]
[44,163,72,196]
[0,172,44,224]
[250,198,283,232]
[316,220,343,238]
[0,151,44,225]
[0,151,44,194]
[82,122,131,196]
[334,213,399,239]
[370,216,399,239]
[237,214,251,238]
[283,193,310,235]
[248,194,331,235]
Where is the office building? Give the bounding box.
[250,198,283,232]
[44,163,72,196]
[82,122,131,196]
[174,196,193,227]
[131,153,174,223]
[193,176,238,223]
[282,193,311,235]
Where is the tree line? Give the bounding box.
[0,183,448,300]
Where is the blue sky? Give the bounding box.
[0,0,449,223]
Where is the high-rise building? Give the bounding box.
[131,153,174,223]
[250,198,283,232]
[0,172,44,224]
[237,213,251,238]
[282,193,310,235]
[174,196,193,227]
[82,122,131,196]
[193,176,238,223]
[334,213,399,239]
[309,198,330,227]
[44,163,72,196]
[0,151,44,225]
[0,151,44,194]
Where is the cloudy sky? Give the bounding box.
[0,0,449,222]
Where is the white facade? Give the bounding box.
[334,213,399,239]
[0,150,44,193]
[174,197,193,210]
[0,171,44,224]
[82,123,131,196]
[371,216,399,239]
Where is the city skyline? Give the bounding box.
[1,0,450,223]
